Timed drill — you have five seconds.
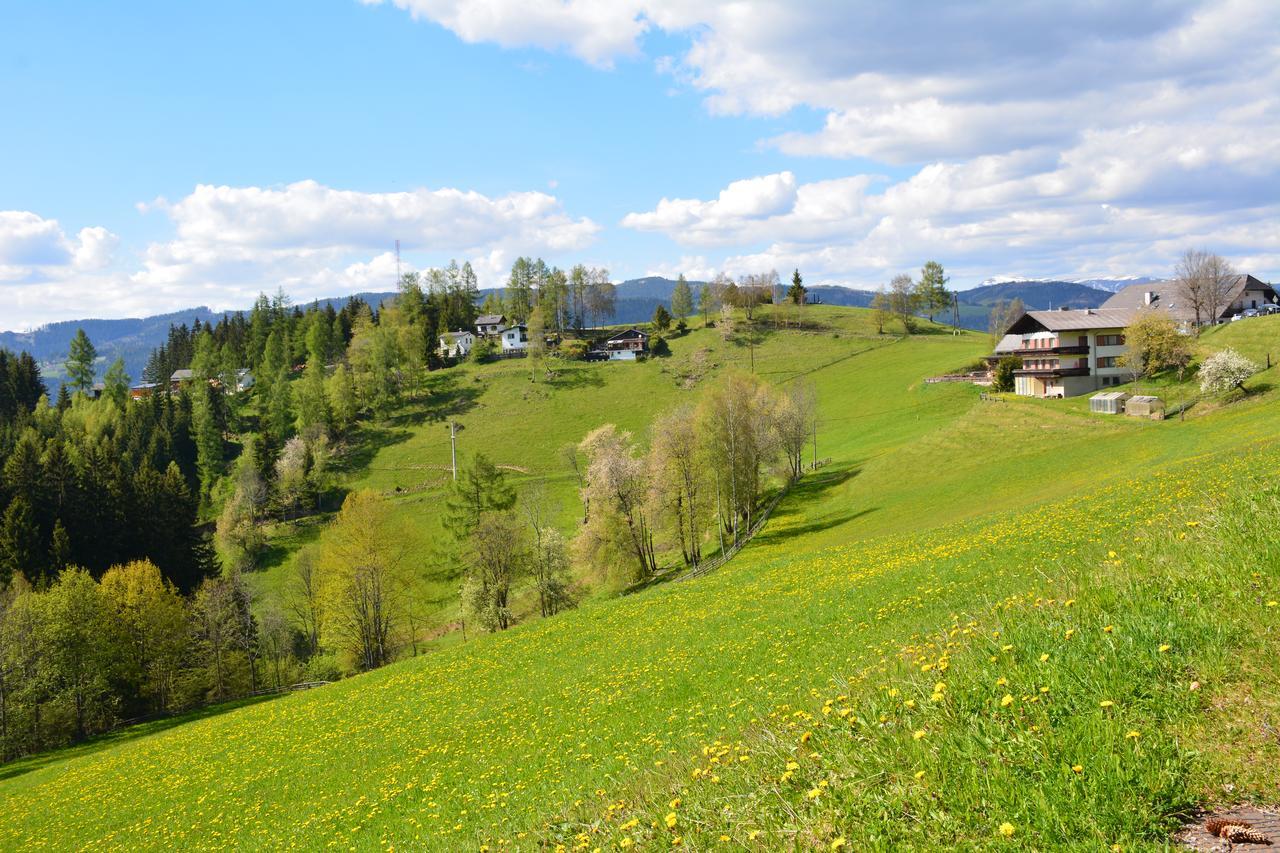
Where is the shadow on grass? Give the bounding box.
[394,374,483,427]
[0,693,285,783]
[751,463,876,547]
[545,367,606,391]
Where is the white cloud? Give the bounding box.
[359,0,650,67]
[0,212,118,283]
[622,113,1280,287]
[2,181,600,328]
[130,179,599,301]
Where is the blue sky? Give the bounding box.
[2,0,1278,327]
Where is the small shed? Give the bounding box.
[1126,395,1165,420]
[1089,391,1129,414]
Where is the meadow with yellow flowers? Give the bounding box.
[1,309,1278,850]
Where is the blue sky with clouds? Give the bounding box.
[2,0,1278,327]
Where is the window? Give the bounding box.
[1097,334,1125,347]
[1097,356,1119,368]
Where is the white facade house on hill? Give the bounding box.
[993,308,1140,398]
[499,324,528,352]
[439,330,474,359]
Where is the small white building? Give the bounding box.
[499,324,528,352]
[439,330,475,359]
[234,369,254,393]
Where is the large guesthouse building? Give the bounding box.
[992,308,1139,398]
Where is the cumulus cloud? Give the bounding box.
[359,0,650,67]
[2,181,599,328]
[622,115,1280,287]
[0,212,119,286]
[129,179,599,302]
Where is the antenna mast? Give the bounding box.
[395,239,401,287]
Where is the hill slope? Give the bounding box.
[2,306,1278,850]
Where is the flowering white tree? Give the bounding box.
[1199,348,1258,394]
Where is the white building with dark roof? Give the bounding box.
[997,308,1142,398]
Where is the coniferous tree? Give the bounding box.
[670,274,694,320]
[65,329,97,394]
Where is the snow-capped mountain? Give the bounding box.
[978,275,1161,293]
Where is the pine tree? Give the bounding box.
[443,453,515,543]
[327,363,358,433]
[787,269,807,305]
[102,357,130,408]
[65,329,97,393]
[670,275,694,320]
[191,385,223,498]
[0,497,42,585]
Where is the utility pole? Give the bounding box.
[449,421,459,480]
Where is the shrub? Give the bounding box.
[992,355,1022,392]
[650,335,671,357]
[1199,347,1258,394]
[558,339,588,360]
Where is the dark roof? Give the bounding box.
[1102,275,1277,322]
[607,328,649,341]
[1007,308,1141,334]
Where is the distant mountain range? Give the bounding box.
[977,275,1161,293]
[1,275,1142,385]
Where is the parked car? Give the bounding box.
[1260,303,1280,315]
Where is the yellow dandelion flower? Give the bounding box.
[1125,730,1141,739]
[1158,644,1171,653]
[996,677,1008,686]
[913,729,926,740]
[1103,625,1114,633]
[998,822,1016,837]
[1099,700,1114,708]
[914,770,926,780]
[831,838,847,850]
[664,813,677,829]
[1001,694,1015,707]
[806,788,822,800]
[1071,764,1083,773]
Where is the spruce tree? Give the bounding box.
[65,329,97,393]
[670,274,694,320]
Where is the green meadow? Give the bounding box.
[2,305,1278,850]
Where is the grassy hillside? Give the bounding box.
[3,305,1279,849]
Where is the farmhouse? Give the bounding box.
[439,330,475,359]
[600,328,649,361]
[993,308,1140,398]
[1102,274,1278,325]
[475,314,507,337]
[129,382,160,400]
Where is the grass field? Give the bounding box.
[3,305,1279,850]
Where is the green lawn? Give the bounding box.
[4,305,1280,850]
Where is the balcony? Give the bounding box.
[1014,366,1091,378]
[1012,344,1089,356]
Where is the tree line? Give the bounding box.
[869,261,952,334]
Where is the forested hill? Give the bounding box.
[1,276,1127,383]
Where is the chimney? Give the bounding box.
[1144,291,1156,305]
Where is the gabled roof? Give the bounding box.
[440,330,474,340]
[476,314,506,325]
[607,328,649,341]
[170,369,194,381]
[993,333,1021,354]
[1007,308,1140,334]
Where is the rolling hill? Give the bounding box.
[1,308,1278,849]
